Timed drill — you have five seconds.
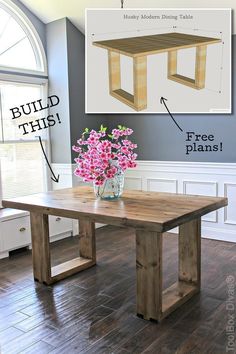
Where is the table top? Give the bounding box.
[2,186,227,232]
[93,32,221,57]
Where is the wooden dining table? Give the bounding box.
[3,186,227,322]
[93,32,221,111]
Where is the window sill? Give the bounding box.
[0,208,29,222]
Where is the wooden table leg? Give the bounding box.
[168,50,177,77]
[168,45,207,89]
[179,218,201,290]
[30,212,51,284]
[134,56,147,111]
[195,45,207,89]
[50,218,96,283]
[108,50,121,93]
[30,214,96,285]
[79,218,96,262]
[161,218,201,320]
[136,218,201,322]
[107,50,147,111]
[136,229,162,321]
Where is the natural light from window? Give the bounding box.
[0,83,46,199]
[0,0,48,200]
[0,7,39,70]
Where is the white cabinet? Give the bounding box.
[49,215,73,239]
[0,209,74,259]
[1,216,31,252]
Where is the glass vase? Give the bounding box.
[93,171,124,200]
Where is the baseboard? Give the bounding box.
[0,251,9,259]
[50,231,73,243]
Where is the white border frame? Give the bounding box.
[85,8,232,115]
[0,0,47,76]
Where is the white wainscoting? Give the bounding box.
[51,163,105,231]
[52,161,236,243]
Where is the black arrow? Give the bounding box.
[38,136,60,183]
[160,97,183,132]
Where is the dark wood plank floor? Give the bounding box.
[0,226,235,354]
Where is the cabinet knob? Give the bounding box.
[19,227,26,232]
[56,217,61,222]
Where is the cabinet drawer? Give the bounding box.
[1,216,31,251]
[49,216,73,237]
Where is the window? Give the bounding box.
[0,0,48,201]
[0,82,47,199]
[0,0,46,73]
[0,7,37,70]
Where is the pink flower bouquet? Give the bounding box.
[72,125,137,199]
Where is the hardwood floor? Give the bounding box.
[0,225,235,353]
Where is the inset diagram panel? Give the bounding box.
[86,9,231,114]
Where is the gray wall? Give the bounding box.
[66,19,106,163]
[13,1,236,163]
[47,19,106,163]
[68,30,235,163]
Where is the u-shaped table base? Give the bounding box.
[94,32,221,111]
[107,45,207,111]
[108,50,147,111]
[168,45,207,90]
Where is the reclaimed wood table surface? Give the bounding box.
[3,186,227,322]
[93,32,221,111]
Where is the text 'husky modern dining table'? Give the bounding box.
[3,186,227,322]
[93,32,221,111]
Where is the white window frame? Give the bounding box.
[0,0,51,203]
[0,0,47,76]
[0,75,51,195]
